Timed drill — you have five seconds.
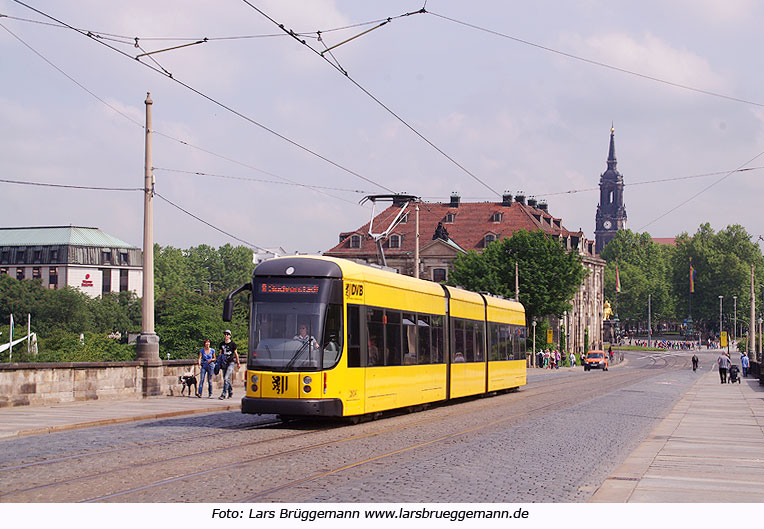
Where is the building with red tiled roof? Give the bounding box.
[324,193,605,353]
[652,237,677,246]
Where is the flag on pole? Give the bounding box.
[615,264,621,293]
[689,264,695,293]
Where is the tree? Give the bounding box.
[448,229,587,326]
[154,244,191,296]
[670,223,764,334]
[600,230,675,326]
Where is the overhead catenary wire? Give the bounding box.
[10,0,396,196]
[0,178,142,192]
[239,1,502,198]
[154,192,266,251]
[638,150,764,231]
[153,167,371,195]
[427,10,764,109]
[3,19,367,209]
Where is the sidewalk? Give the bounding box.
[0,396,240,439]
[590,369,764,502]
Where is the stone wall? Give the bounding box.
[0,359,246,408]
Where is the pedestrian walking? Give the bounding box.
[691,354,698,372]
[569,351,576,367]
[741,353,750,378]
[717,352,730,384]
[197,339,216,398]
[218,330,240,399]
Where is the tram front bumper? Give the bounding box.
[241,397,344,417]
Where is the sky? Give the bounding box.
[2,0,764,255]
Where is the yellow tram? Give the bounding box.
[223,255,526,418]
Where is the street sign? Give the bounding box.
[547,329,553,344]
[721,331,728,348]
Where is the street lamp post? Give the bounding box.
[733,296,737,342]
[719,295,723,339]
[532,320,537,367]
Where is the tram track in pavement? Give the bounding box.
[2,355,682,502]
[0,363,612,478]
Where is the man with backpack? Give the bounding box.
[218,330,240,399]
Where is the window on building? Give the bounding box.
[49,267,58,289]
[50,249,59,262]
[120,269,129,292]
[491,212,502,222]
[484,233,496,246]
[16,268,25,280]
[102,250,112,264]
[32,267,41,280]
[120,252,129,265]
[17,250,25,263]
[432,267,447,283]
[445,213,455,223]
[400,213,408,224]
[0,250,8,263]
[33,250,41,263]
[0,267,7,275]
[349,235,361,248]
[389,234,401,249]
[102,269,111,294]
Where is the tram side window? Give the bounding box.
[475,321,485,361]
[417,315,431,364]
[367,308,384,366]
[453,319,465,363]
[489,323,499,361]
[516,326,527,357]
[431,315,444,363]
[322,304,344,368]
[402,313,417,365]
[464,320,475,362]
[385,310,402,366]
[347,305,361,367]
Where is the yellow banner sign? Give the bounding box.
[721,331,728,348]
[547,329,553,344]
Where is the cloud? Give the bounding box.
[561,31,728,95]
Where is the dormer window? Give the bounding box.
[399,213,408,224]
[491,212,502,223]
[445,213,455,223]
[389,234,401,249]
[349,235,361,248]
[484,233,496,246]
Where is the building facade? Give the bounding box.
[324,194,605,352]
[594,127,628,254]
[0,226,143,298]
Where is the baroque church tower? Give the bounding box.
[594,127,627,254]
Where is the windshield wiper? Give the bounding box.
[285,340,310,371]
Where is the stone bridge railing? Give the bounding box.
[0,359,246,408]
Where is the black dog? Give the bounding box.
[179,374,198,396]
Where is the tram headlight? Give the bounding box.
[250,375,259,384]
[303,376,312,385]
[303,385,312,393]
[251,384,258,392]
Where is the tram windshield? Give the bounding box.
[249,301,343,372]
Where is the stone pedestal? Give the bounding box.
[136,333,162,397]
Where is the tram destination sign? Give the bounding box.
[259,283,320,295]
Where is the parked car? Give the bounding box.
[584,350,608,371]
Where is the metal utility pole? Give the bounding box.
[135,93,162,395]
[719,295,723,338]
[733,295,737,341]
[750,265,756,360]
[515,261,519,301]
[414,202,420,279]
[648,294,652,348]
